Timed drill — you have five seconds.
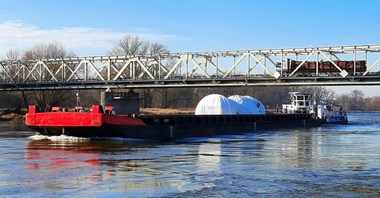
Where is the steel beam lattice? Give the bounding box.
[1,45,380,90]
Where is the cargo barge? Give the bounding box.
[24,92,326,140]
[25,107,321,141]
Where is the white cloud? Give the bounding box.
[0,21,181,56]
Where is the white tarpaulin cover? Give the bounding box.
[195,94,238,115]
[228,95,266,115]
[195,94,266,115]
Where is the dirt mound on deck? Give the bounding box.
[140,108,195,115]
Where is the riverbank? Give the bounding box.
[0,113,24,120]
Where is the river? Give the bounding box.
[0,112,380,197]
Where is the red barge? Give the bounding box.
[25,104,321,141]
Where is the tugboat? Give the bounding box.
[282,92,348,125]
[317,102,348,125]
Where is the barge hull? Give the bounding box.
[28,115,321,140]
[25,105,321,140]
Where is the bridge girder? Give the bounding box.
[1,45,380,91]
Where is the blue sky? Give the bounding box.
[0,0,379,96]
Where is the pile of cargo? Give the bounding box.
[195,94,266,115]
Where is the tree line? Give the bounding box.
[0,86,379,112]
[1,35,379,112]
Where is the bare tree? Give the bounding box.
[349,89,365,110]
[336,93,351,110]
[28,90,73,111]
[5,49,22,60]
[335,89,366,111]
[367,96,380,111]
[15,42,76,111]
[109,35,169,56]
[109,35,170,107]
[22,42,75,59]
[1,49,23,82]
[149,42,169,54]
[294,86,337,104]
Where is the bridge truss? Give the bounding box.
[1,45,380,90]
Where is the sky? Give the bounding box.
[0,0,379,96]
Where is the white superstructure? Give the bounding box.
[282,92,313,114]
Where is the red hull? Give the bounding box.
[25,105,146,127]
[25,105,155,138]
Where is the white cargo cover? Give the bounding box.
[195,94,266,115]
[228,95,266,115]
[195,94,239,115]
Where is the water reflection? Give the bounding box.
[266,127,380,172]
[25,139,100,170]
[24,138,189,196]
[24,139,108,193]
[197,142,221,173]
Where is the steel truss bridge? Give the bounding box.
[1,45,380,91]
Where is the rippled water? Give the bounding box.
[1,113,380,197]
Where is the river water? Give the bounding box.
[0,112,380,197]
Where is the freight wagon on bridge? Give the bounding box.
[276,59,367,77]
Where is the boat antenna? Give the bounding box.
[76,92,80,107]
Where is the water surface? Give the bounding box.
[0,113,380,197]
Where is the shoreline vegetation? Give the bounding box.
[0,113,24,120]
